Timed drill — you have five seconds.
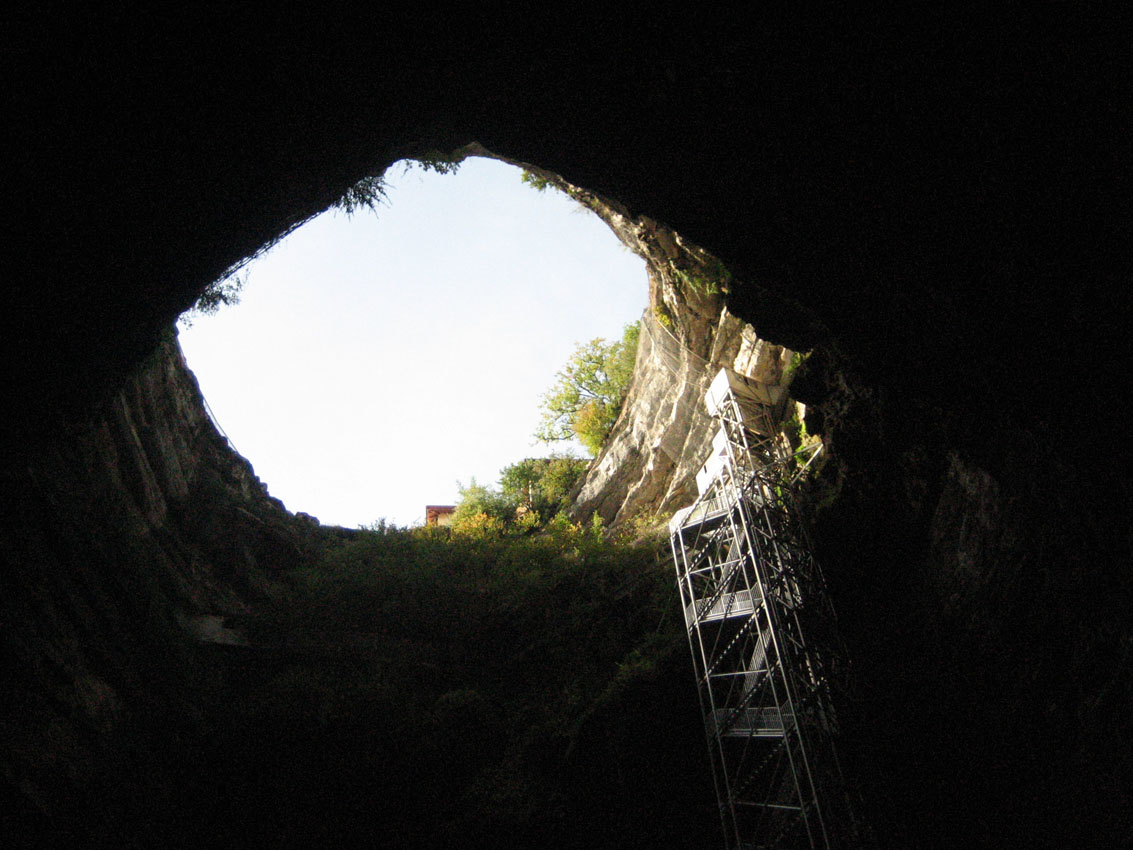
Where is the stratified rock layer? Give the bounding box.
[1,332,311,833]
[510,172,797,527]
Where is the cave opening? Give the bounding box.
[129,153,746,850]
[5,12,1127,849]
[177,156,648,527]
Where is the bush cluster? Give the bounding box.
[450,456,590,538]
[221,518,707,848]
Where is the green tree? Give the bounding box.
[499,461,542,507]
[536,322,640,456]
[451,478,517,526]
[536,456,590,506]
[500,456,589,520]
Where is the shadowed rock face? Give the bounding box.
[2,9,1128,849]
[0,332,323,835]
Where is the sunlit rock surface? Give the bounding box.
[498,172,797,526]
[574,234,793,524]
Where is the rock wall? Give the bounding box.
[513,172,797,526]
[0,330,311,837]
[2,10,1127,848]
[574,304,792,528]
[547,171,1129,848]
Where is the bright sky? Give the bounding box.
[178,157,647,528]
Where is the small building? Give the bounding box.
[425,505,456,527]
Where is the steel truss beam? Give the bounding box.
[670,369,858,849]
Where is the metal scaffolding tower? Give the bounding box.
[670,368,855,849]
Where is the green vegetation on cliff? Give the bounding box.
[536,322,640,456]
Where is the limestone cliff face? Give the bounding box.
[1,330,310,830]
[509,170,796,527]
[574,303,791,527]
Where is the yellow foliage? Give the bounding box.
[451,511,505,540]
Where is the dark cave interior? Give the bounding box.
[2,8,1128,849]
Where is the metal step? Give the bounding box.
[686,588,760,627]
[713,707,794,738]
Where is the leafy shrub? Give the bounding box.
[520,169,555,192]
[499,455,589,521]
[333,174,389,217]
[451,509,508,539]
[669,253,733,296]
[217,515,711,848]
[180,270,247,326]
[409,150,462,175]
[451,477,518,532]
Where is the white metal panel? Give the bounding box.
[668,505,693,535]
[696,428,732,493]
[704,368,783,415]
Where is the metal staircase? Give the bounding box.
[669,368,856,849]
